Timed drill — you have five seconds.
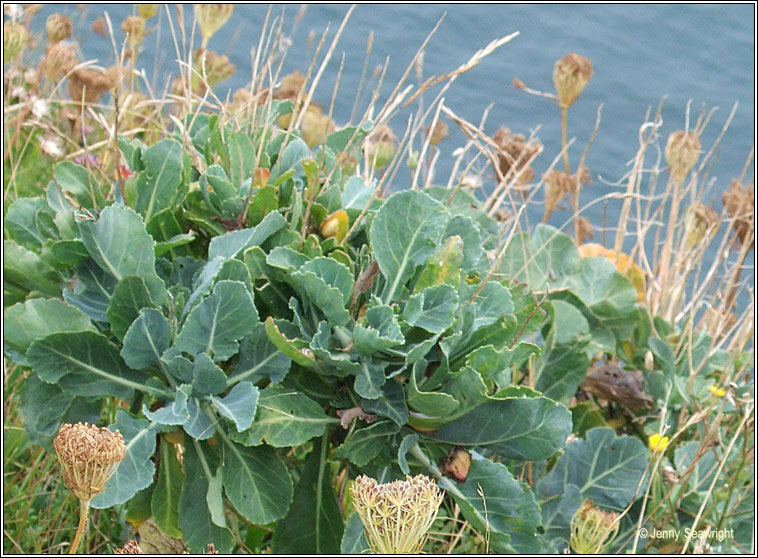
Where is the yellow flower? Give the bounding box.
[708,385,726,398]
[570,499,620,554]
[648,433,669,453]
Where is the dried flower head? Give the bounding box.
[648,433,670,453]
[553,53,593,109]
[576,217,595,244]
[684,203,719,250]
[121,16,146,49]
[569,499,620,554]
[53,422,126,501]
[427,120,450,145]
[46,13,73,44]
[661,465,680,484]
[68,67,115,103]
[366,123,397,170]
[43,41,77,81]
[91,17,107,38]
[4,22,28,64]
[115,540,144,554]
[350,474,443,554]
[301,106,335,147]
[194,4,234,48]
[138,4,159,19]
[273,70,307,102]
[722,179,754,249]
[665,130,700,183]
[493,126,541,186]
[192,48,236,91]
[543,169,573,221]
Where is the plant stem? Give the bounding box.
[68,498,90,554]
[560,105,570,175]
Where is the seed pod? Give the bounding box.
[4,22,28,64]
[138,4,159,19]
[194,4,234,48]
[68,67,115,103]
[722,179,754,249]
[665,130,700,183]
[553,53,593,109]
[193,48,235,90]
[301,106,335,147]
[427,120,450,145]
[53,422,127,502]
[46,13,73,44]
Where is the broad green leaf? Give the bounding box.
[442,214,484,271]
[403,284,459,334]
[27,331,150,399]
[53,161,104,208]
[78,204,168,305]
[341,176,374,209]
[354,361,387,400]
[193,352,228,395]
[134,139,185,223]
[340,513,370,554]
[423,186,498,249]
[176,281,258,361]
[246,185,279,227]
[263,317,318,369]
[334,421,399,466]
[91,411,159,508]
[272,137,310,181]
[413,235,464,292]
[227,131,257,187]
[232,385,332,447]
[499,224,579,290]
[222,441,293,524]
[370,190,449,302]
[407,361,460,419]
[537,427,649,511]
[210,382,259,432]
[535,300,591,404]
[151,437,185,538]
[4,298,94,355]
[429,387,571,460]
[353,304,405,355]
[179,440,235,553]
[540,483,584,550]
[674,441,721,495]
[446,454,543,553]
[143,385,191,425]
[183,398,216,440]
[4,239,61,296]
[289,257,353,327]
[271,438,343,554]
[463,281,514,331]
[19,374,100,451]
[361,380,408,426]
[121,308,172,371]
[62,259,117,322]
[183,256,224,313]
[397,433,420,475]
[229,322,291,386]
[107,276,157,341]
[5,196,56,249]
[208,211,287,260]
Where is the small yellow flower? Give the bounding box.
[708,385,726,398]
[648,433,669,453]
[570,499,620,554]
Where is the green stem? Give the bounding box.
[68,498,89,554]
[560,105,571,175]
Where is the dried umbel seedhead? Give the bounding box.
[193,48,236,89]
[53,422,126,502]
[543,169,573,221]
[553,53,593,109]
[273,70,307,101]
[46,13,73,44]
[684,203,719,249]
[722,179,754,249]
[576,217,595,244]
[665,130,701,183]
[366,124,397,170]
[43,41,77,81]
[301,106,335,147]
[492,126,541,185]
[350,474,444,554]
[115,540,144,554]
[194,4,234,48]
[4,22,28,64]
[68,67,115,103]
[138,4,160,19]
[91,17,107,38]
[121,16,146,49]
[569,499,620,554]
[427,120,450,145]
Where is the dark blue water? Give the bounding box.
[26,4,757,300]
